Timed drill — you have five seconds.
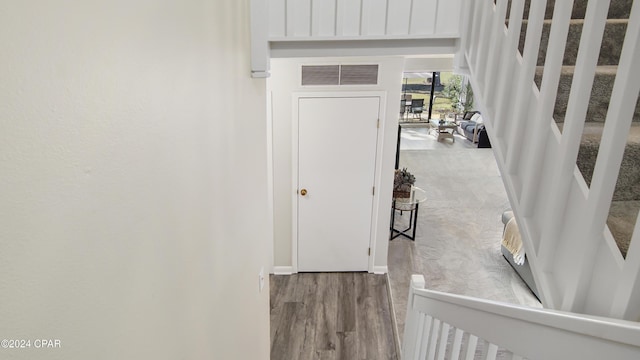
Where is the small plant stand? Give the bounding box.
[390,187,427,241]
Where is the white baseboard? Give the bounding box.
[272,266,295,275]
[373,266,388,274]
[274,266,384,274]
[384,272,402,356]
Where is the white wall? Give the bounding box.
[269,56,405,272]
[0,1,270,359]
[267,0,462,39]
[404,55,455,73]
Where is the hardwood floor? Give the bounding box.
[270,273,398,360]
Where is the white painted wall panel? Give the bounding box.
[312,0,337,36]
[1,1,271,359]
[436,0,462,35]
[270,0,463,39]
[269,0,286,37]
[409,0,437,35]
[287,0,312,36]
[361,0,388,36]
[386,0,412,35]
[404,56,455,72]
[336,0,362,36]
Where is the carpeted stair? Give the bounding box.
[520,0,638,257]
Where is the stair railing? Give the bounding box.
[402,275,640,359]
[460,0,640,320]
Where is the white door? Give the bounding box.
[297,96,380,272]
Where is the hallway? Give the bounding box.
[388,126,541,342]
[270,273,398,360]
[269,126,540,358]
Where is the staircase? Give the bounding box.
[458,0,640,320]
[403,275,640,359]
[526,0,639,258]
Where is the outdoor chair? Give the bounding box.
[400,94,412,118]
[410,98,424,119]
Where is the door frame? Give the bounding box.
[291,91,387,273]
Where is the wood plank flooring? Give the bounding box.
[270,273,398,360]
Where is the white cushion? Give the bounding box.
[471,113,483,124]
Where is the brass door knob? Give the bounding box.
[300,189,308,196]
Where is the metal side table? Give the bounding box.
[390,186,427,241]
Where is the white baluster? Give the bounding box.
[505,0,548,176]
[485,342,498,360]
[536,0,611,273]
[519,0,575,217]
[427,319,441,360]
[451,328,464,360]
[561,0,640,313]
[493,0,526,139]
[482,0,509,105]
[419,316,434,359]
[465,335,479,360]
[437,322,450,360]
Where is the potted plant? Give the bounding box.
[394,168,416,198]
